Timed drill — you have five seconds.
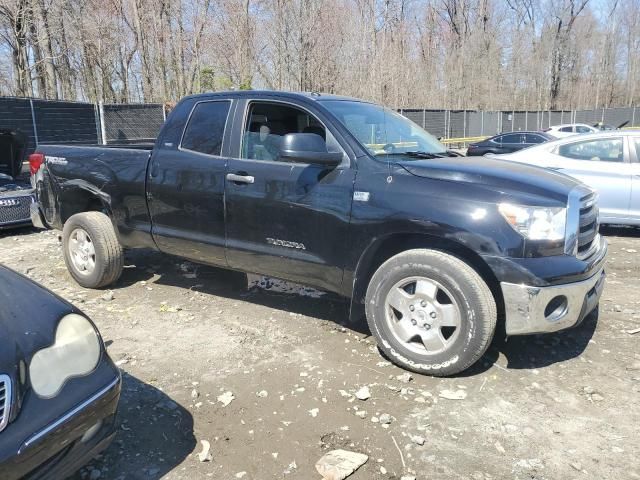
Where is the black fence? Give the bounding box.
[1,96,638,161]
[0,97,165,161]
[399,106,639,140]
[100,103,165,144]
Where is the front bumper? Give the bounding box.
[501,265,606,336]
[0,374,121,480]
[0,192,33,229]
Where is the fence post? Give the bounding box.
[422,109,426,129]
[463,110,467,137]
[162,103,167,121]
[632,106,636,127]
[481,111,484,136]
[29,98,39,146]
[98,101,107,145]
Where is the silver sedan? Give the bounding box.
[488,130,640,225]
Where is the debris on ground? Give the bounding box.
[197,440,212,462]
[217,391,235,407]
[355,386,371,401]
[315,449,368,480]
[439,389,467,400]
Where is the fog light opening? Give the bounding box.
[81,419,103,443]
[544,295,568,322]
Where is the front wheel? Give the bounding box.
[365,249,496,376]
[62,212,124,288]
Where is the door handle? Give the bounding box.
[226,173,255,184]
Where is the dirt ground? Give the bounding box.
[1,225,639,480]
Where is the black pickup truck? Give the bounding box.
[30,91,607,375]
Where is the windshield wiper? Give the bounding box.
[379,151,450,159]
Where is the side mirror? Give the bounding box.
[279,133,342,166]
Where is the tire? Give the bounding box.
[62,212,124,288]
[365,249,496,376]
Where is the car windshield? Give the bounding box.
[321,100,448,158]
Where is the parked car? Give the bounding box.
[0,174,33,230]
[544,123,599,138]
[466,131,553,156]
[31,91,607,376]
[0,265,121,479]
[593,121,629,131]
[0,129,32,230]
[487,131,640,225]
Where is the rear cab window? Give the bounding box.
[181,101,232,156]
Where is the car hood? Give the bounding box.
[0,266,73,373]
[0,129,27,179]
[0,174,31,195]
[398,155,580,203]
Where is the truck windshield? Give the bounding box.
[321,100,448,158]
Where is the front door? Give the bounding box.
[549,136,631,222]
[224,99,355,293]
[147,99,233,266]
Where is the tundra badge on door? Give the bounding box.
[266,238,306,250]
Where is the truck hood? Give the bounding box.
[398,155,580,203]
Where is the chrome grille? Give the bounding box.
[577,193,599,260]
[0,194,31,226]
[0,374,11,433]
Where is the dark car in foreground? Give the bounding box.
[31,90,606,376]
[466,131,553,156]
[0,265,121,479]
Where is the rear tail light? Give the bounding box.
[29,153,44,175]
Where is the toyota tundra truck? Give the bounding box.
[29,91,607,376]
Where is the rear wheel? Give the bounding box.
[62,212,123,288]
[365,249,496,376]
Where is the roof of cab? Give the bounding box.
[180,90,370,103]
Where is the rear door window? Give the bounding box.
[576,125,593,133]
[525,134,546,144]
[559,126,574,133]
[557,137,624,162]
[181,101,232,156]
[501,134,523,144]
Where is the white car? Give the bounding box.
[544,123,599,138]
[487,131,640,225]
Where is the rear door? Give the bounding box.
[500,133,525,153]
[547,136,632,222]
[147,99,234,266]
[524,133,548,149]
[223,97,356,293]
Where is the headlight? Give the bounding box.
[30,314,101,398]
[499,203,566,241]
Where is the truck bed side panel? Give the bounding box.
[36,145,155,249]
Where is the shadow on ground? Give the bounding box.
[600,225,640,238]
[112,248,360,333]
[457,308,599,377]
[71,372,196,480]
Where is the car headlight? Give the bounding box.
[499,203,566,241]
[30,314,101,398]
